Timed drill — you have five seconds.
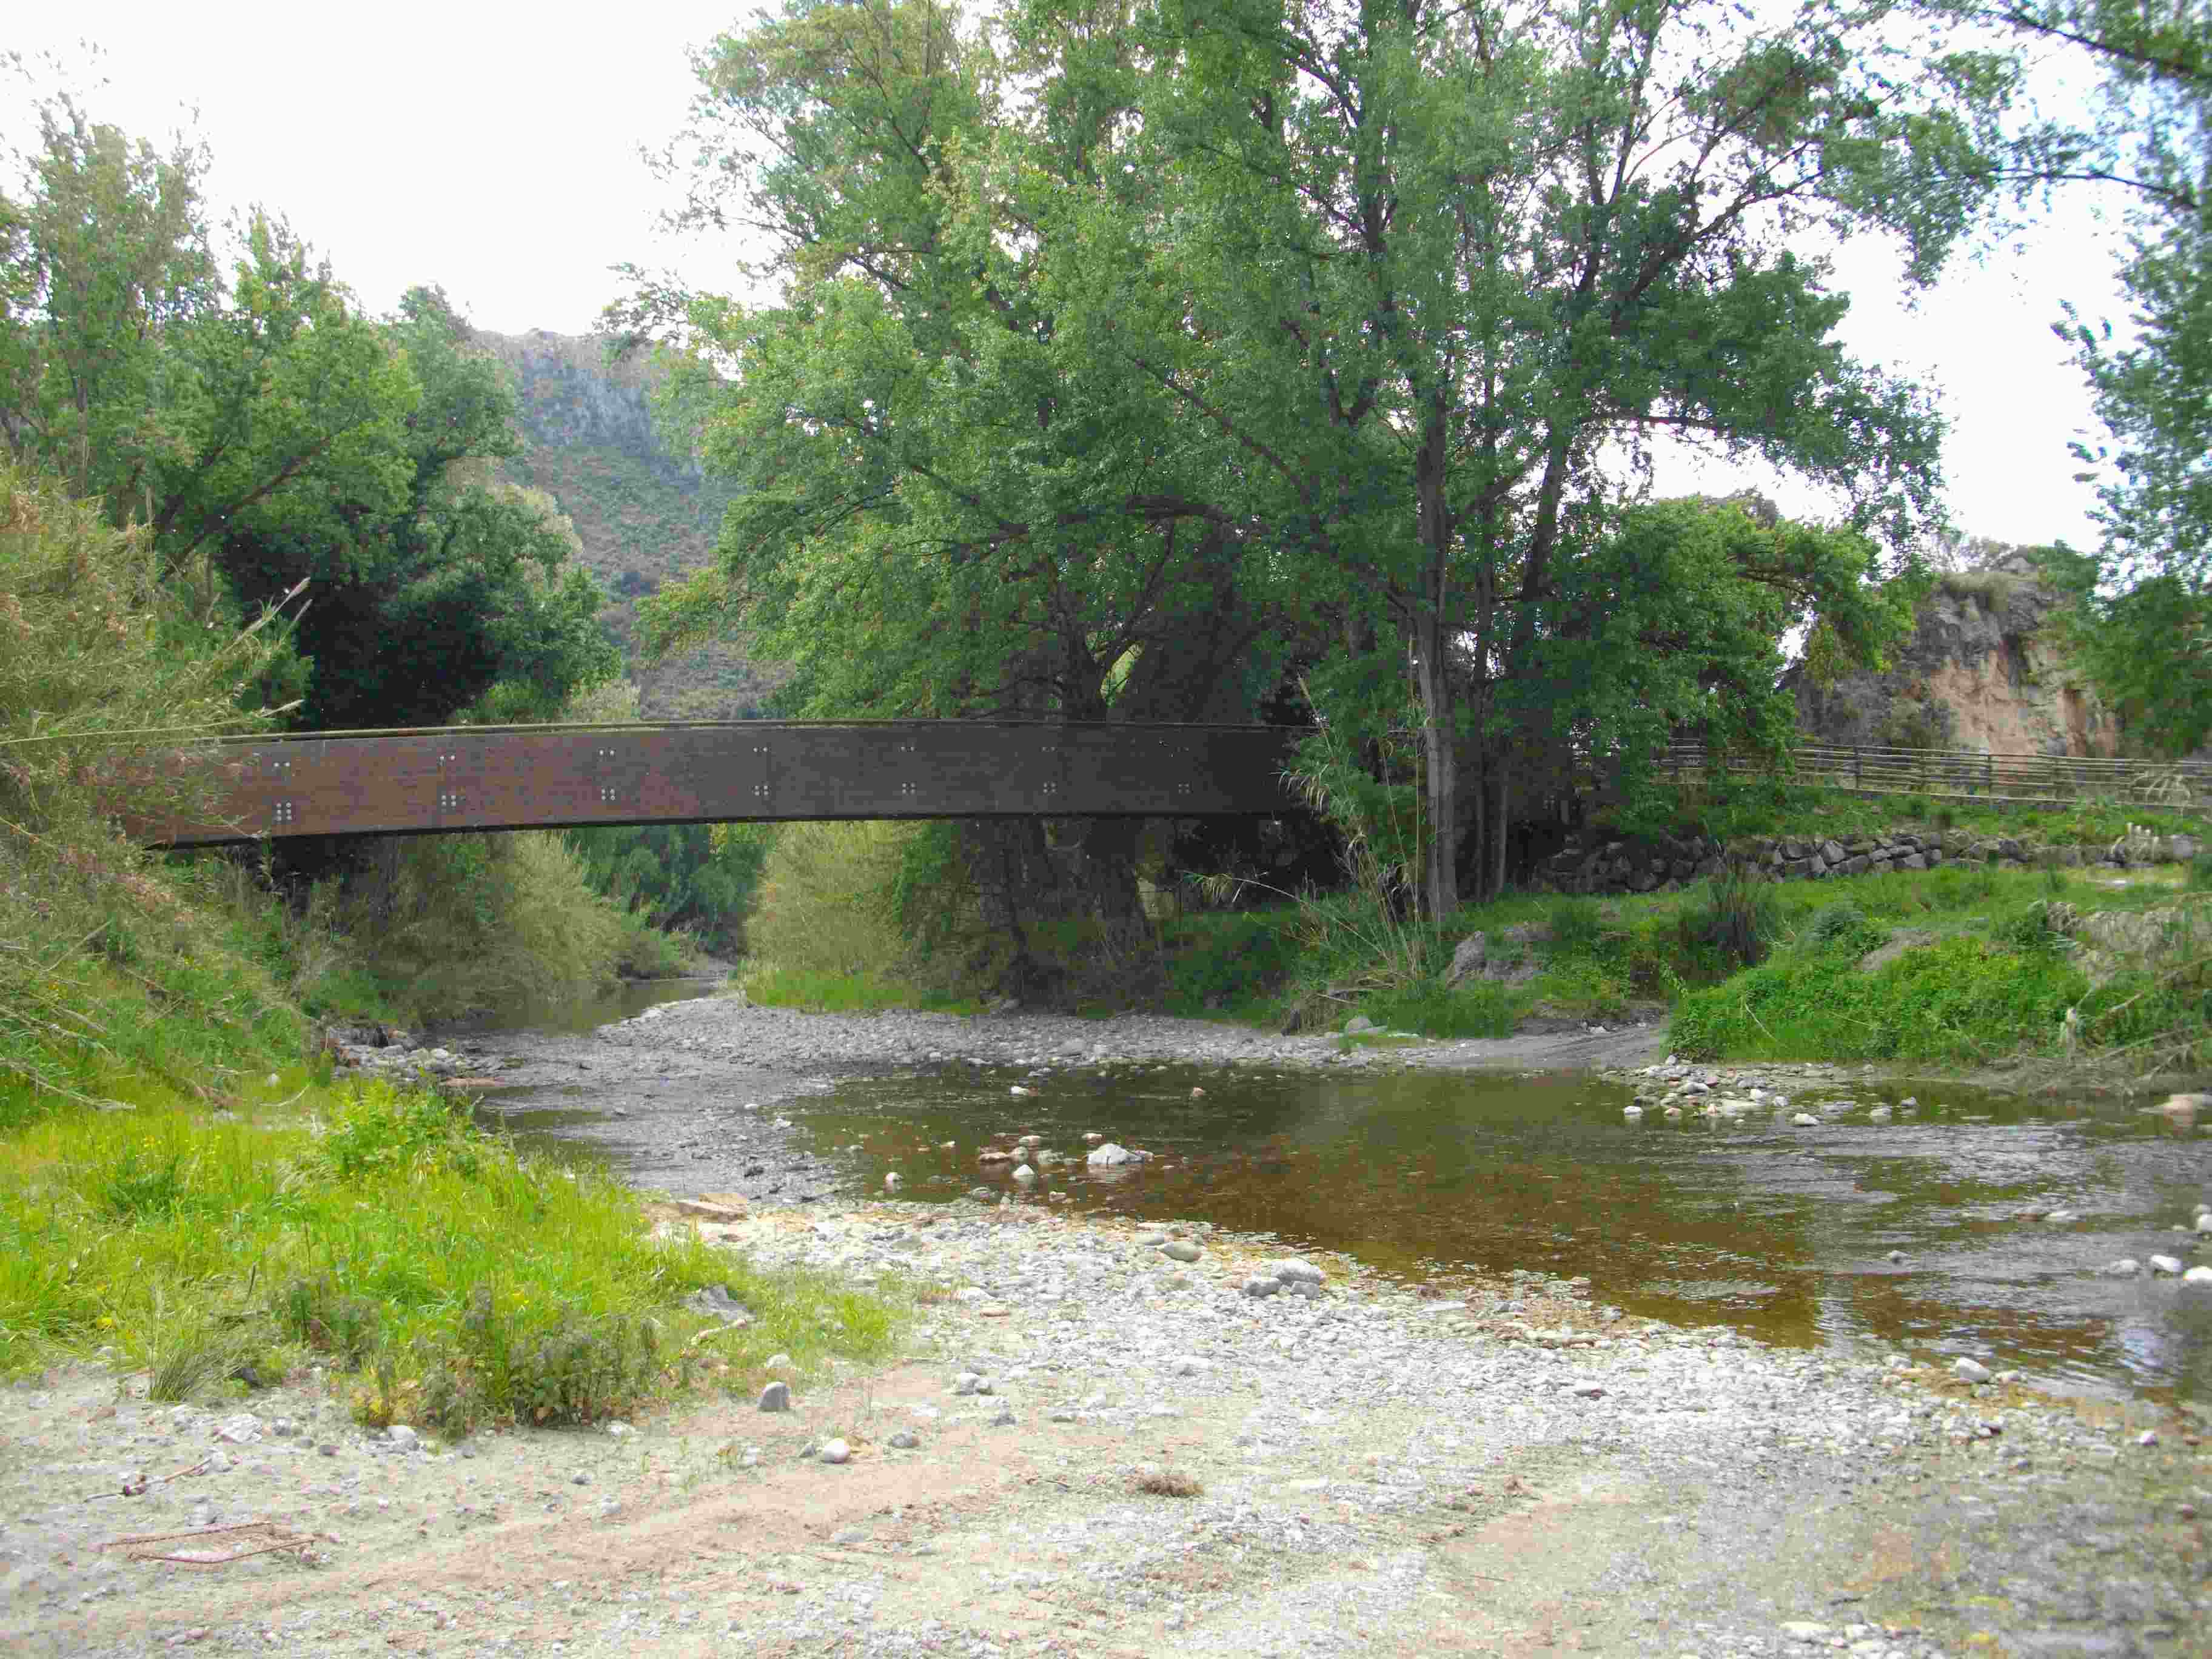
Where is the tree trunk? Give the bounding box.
[1414,615,1458,920]
[1413,397,1458,920]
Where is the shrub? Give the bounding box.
[742,820,916,984]
[1803,902,1887,958]
[317,831,633,1022]
[0,461,306,1122]
[1678,860,1780,970]
[317,1081,481,1181]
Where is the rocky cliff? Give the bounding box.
[475,330,777,720]
[1787,553,2117,757]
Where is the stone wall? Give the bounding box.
[1537,826,2202,897]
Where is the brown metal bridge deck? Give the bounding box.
[136,720,1307,848]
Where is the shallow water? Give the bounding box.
[457,975,725,1037]
[786,1063,2212,1403]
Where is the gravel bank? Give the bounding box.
[5,1197,2206,1658]
[7,997,2199,1657]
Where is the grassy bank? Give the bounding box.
[1,459,897,1426]
[739,827,2208,1076]
[0,1079,903,1427]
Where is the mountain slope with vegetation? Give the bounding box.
[475,330,778,720]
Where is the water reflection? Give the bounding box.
[789,1065,2212,1402]
[457,975,723,1037]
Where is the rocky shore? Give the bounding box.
[5,996,2199,1658]
[6,1188,2205,1659]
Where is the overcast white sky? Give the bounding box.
[13,3,2145,554]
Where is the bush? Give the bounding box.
[0,461,306,1123]
[317,832,634,1022]
[742,820,914,982]
[1677,860,1780,970]
[1803,902,1888,958]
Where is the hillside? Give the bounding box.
[1786,552,2121,759]
[475,330,780,719]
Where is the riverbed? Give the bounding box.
[451,983,2212,1405]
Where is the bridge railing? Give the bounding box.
[1659,740,2212,811]
[129,720,1309,847]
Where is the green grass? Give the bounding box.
[742,965,982,1015]
[1669,934,2087,1062]
[0,1079,905,1430]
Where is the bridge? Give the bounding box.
[133,720,1307,848]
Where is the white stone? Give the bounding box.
[1087,1142,1139,1166]
[1242,1275,1282,1298]
[2151,1255,2184,1275]
[1274,1259,1326,1286]
[819,1438,851,1464]
[2184,1265,2212,1284]
[1951,1358,1991,1383]
[2101,1259,2142,1277]
[1791,1113,1820,1127]
[1779,1621,1832,1641]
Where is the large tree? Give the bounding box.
[1,94,616,734]
[1096,0,2016,909]
[621,0,1303,925]
[632,0,2013,913]
[1957,0,2212,752]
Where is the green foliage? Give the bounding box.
[1994,899,2073,954]
[309,832,640,1025]
[218,290,620,732]
[1677,861,1783,971]
[1977,1,2212,752]
[0,461,307,1122]
[740,820,916,987]
[1804,902,1888,958]
[0,1081,907,1422]
[1670,934,2089,1062]
[1154,911,1303,1020]
[567,822,765,956]
[317,1081,481,1182]
[0,83,617,736]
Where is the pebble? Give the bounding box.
[1952,1358,1991,1383]
[1792,1113,1820,1127]
[1161,1241,1203,1262]
[1242,1275,1282,1298]
[888,1431,920,1450]
[2100,1259,2142,1277]
[818,1439,851,1464]
[2185,1265,2212,1284]
[758,1382,792,1413]
[2150,1255,2184,1275]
